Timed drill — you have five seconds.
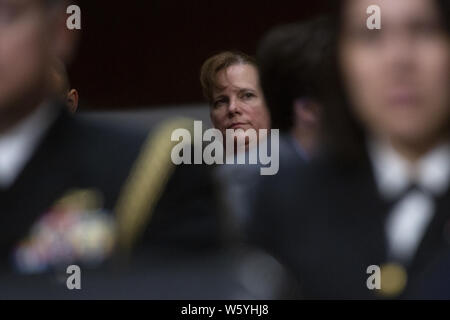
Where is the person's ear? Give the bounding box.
[66,89,79,113]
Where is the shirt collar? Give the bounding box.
[417,143,450,196]
[0,102,59,188]
[368,137,450,199]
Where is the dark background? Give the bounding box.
[70,1,331,110]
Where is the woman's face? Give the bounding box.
[210,64,270,138]
[339,0,450,148]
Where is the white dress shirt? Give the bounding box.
[0,104,58,189]
[368,138,450,264]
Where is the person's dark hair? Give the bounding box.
[324,0,450,164]
[200,51,257,106]
[257,16,332,132]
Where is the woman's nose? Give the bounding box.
[228,98,242,114]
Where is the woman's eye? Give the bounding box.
[214,99,226,108]
[242,92,255,100]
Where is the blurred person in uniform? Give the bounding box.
[0,0,151,274]
[0,0,242,299]
[251,0,450,299]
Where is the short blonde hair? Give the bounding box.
[200,51,257,105]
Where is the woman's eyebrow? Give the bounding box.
[238,87,256,93]
[213,94,228,101]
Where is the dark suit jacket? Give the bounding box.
[250,150,450,299]
[224,133,308,240]
[0,107,146,265]
[0,106,229,298]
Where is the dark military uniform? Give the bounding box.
[250,150,450,299]
[0,104,228,298]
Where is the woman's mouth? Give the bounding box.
[227,123,248,130]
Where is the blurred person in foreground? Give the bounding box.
[241,17,332,244]
[257,17,331,164]
[251,0,450,299]
[0,0,242,299]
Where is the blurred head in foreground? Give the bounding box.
[327,0,450,162]
[200,51,271,150]
[0,0,77,131]
[257,17,332,158]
